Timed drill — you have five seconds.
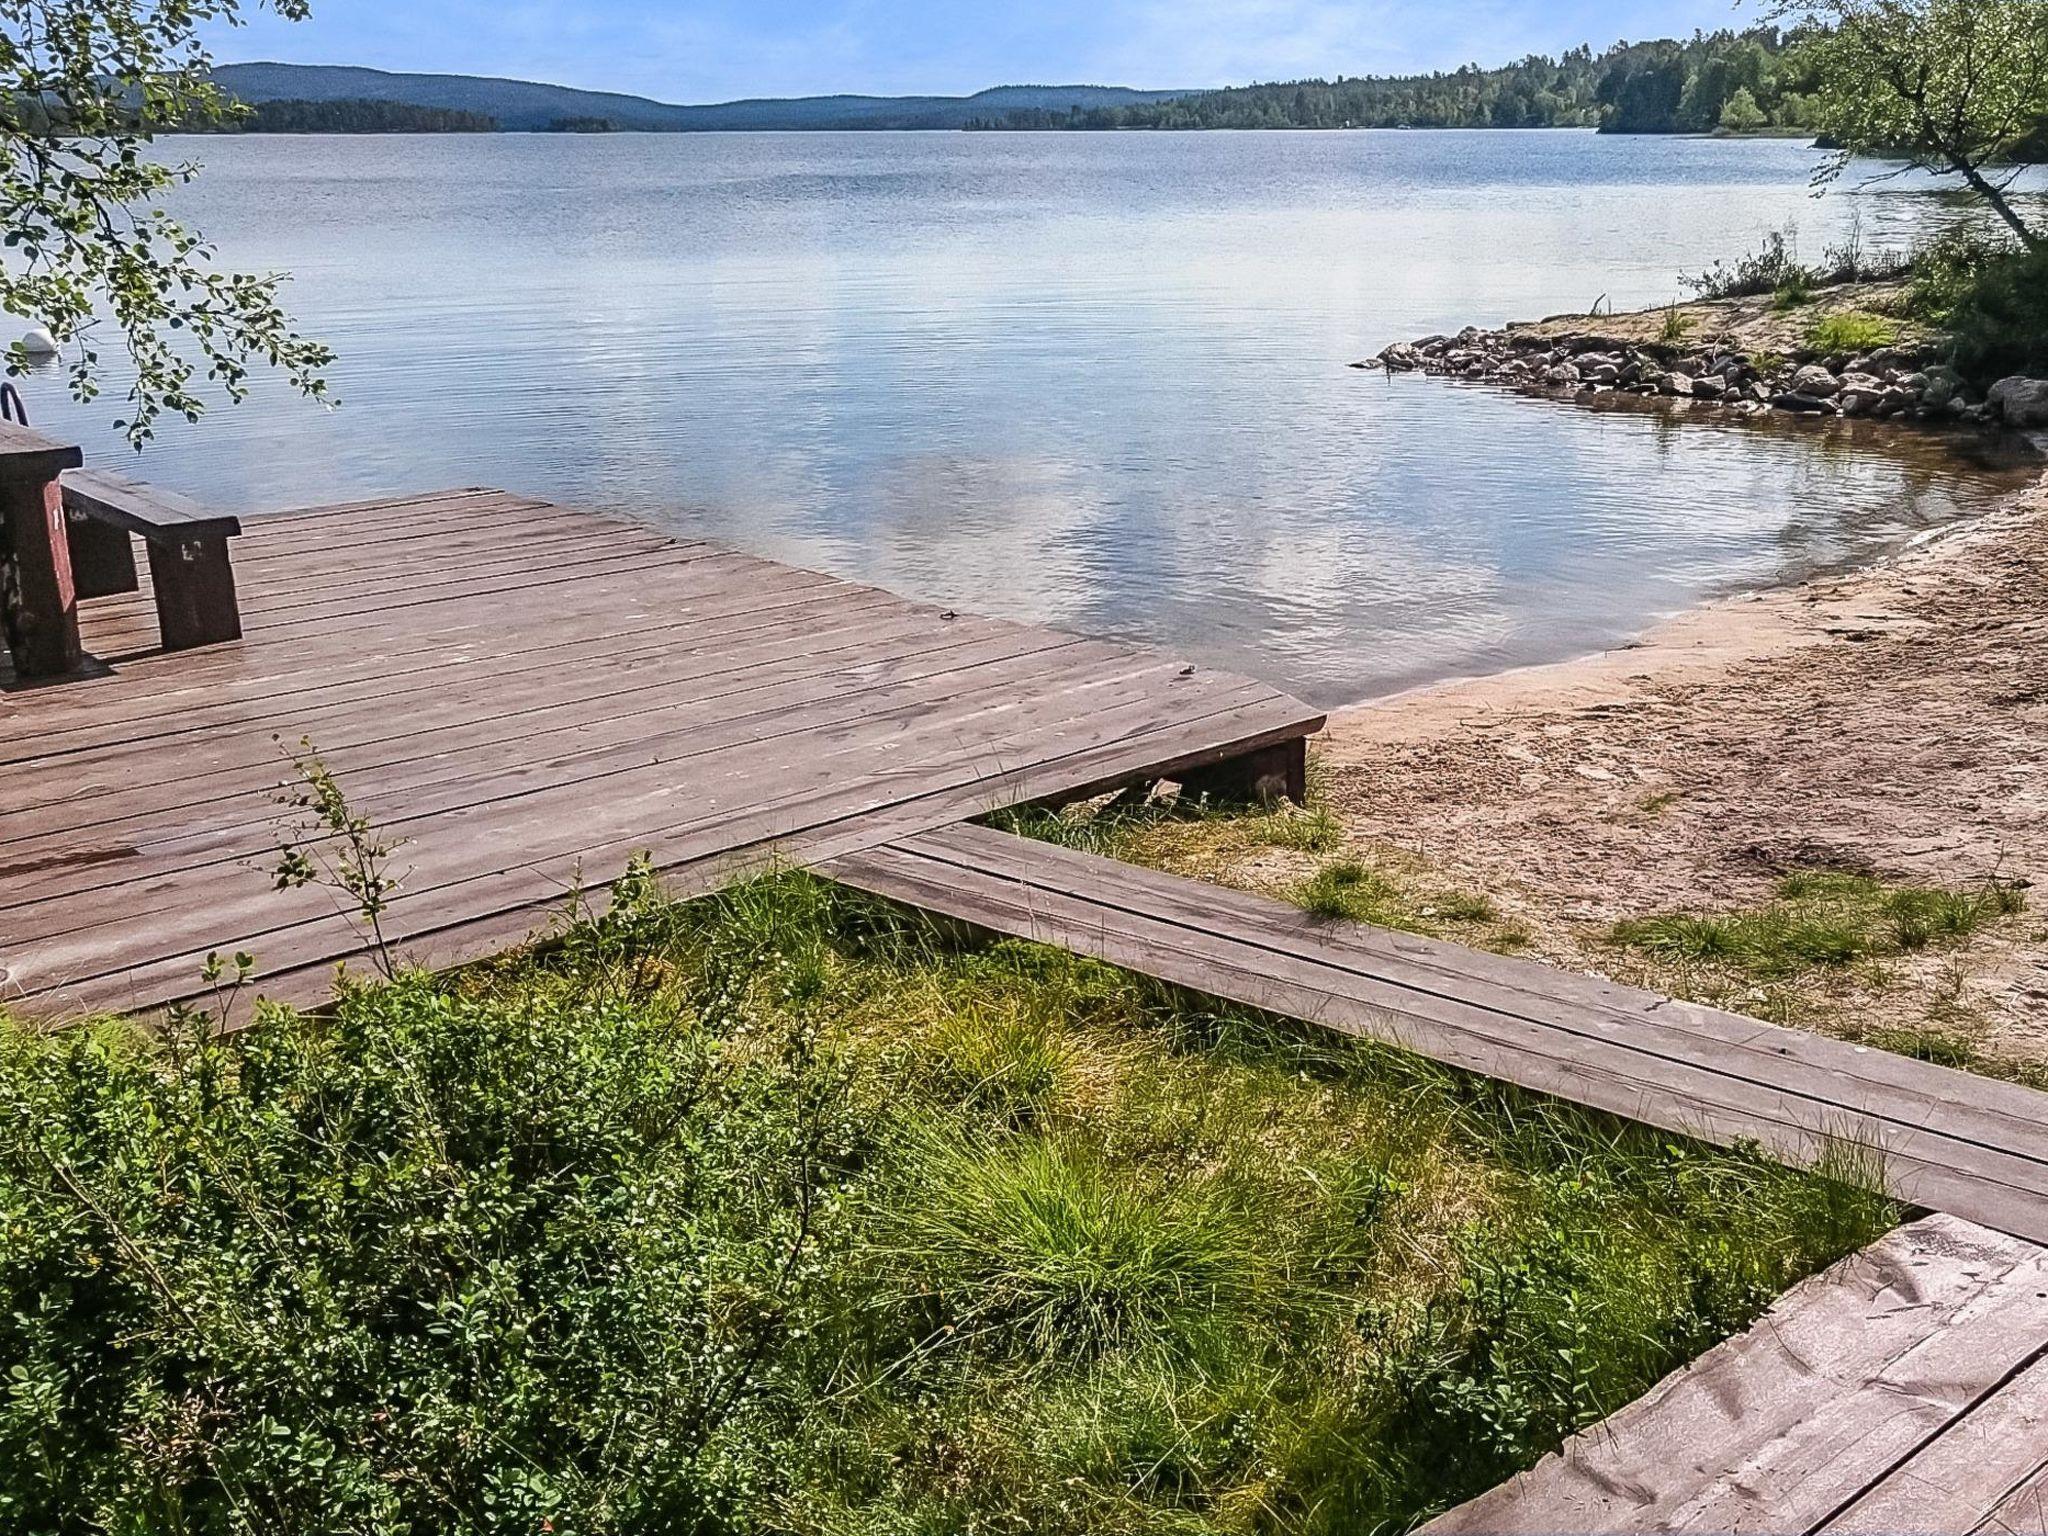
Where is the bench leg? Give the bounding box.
[1,474,82,678]
[148,533,241,650]
[1178,737,1308,806]
[66,513,139,599]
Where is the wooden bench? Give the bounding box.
[62,467,243,650]
[0,420,242,679]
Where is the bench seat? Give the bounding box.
[62,467,243,650]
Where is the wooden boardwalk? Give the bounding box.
[1421,1215,2048,1535]
[827,822,2048,1246]
[1,488,1323,1019]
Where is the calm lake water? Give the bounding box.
[19,131,2042,704]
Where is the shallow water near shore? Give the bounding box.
[18,130,2043,706]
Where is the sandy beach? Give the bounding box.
[1308,458,2048,1064]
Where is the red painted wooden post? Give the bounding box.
[0,423,86,679]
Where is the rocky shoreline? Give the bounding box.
[1358,292,2048,430]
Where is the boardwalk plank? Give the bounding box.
[1823,1354,2048,1534]
[1417,1216,2048,1535]
[822,834,2048,1239]
[883,825,2048,1164]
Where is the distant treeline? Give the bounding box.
[198,98,499,133]
[972,29,1827,134]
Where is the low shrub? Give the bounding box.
[1680,226,1908,304]
[1907,226,2048,383]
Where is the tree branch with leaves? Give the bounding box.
[1768,0,2048,251]
[0,0,333,445]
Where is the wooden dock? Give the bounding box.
[1,487,1323,1018]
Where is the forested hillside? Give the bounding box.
[200,98,500,132]
[974,29,1825,133]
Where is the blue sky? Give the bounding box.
[213,1,1757,102]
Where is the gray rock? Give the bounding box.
[1988,375,2048,427]
[1692,375,1727,400]
[1789,363,1842,397]
[1542,362,1581,386]
[1584,363,1621,385]
[1659,372,1693,397]
[1772,392,1836,414]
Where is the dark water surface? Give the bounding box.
[18,131,2040,705]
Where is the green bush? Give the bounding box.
[1909,228,2048,384]
[1,872,1898,1534]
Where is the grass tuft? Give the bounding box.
[1611,870,2025,982]
[1805,310,1897,354]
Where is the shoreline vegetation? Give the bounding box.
[1364,229,2048,425]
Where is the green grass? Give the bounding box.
[1294,858,1530,951]
[1770,272,1815,310]
[1858,1024,2048,1091]
[0,869,1898,1535]
[1658,306,1695,344]
[1805,310,1898,354]
[1610,870,2025,983]
[993,789,1343,864]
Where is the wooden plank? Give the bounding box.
[0,421,83,481]
[886,824,2048,1168]
[0,599,978,839]
[1974,1465,2048,1535]
[4,557,850,758]
[1417,1216,2048,1535]
[1,628,1096,924]
[1823,1354,2048,1534]
[2,471,81,677]
[43,547,837,713]
[11,647,1221,985]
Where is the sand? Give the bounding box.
[1309,465,2048,1064]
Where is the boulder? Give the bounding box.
[1988,376,2048,427]
[1789,363,1842,397]
[1380,342,1422,372]
[1542,362,1581,386]
[1692,375,1727,400]
[1659,372,1693,397]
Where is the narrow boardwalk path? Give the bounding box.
[1421,1215,2048,1535]
[826,822,2048,1246]
[1,488,1322,1019]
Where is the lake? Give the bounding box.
[18,130,2041,705]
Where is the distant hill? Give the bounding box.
[205,63,1190,133]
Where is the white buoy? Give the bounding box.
[18,327,58,357]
